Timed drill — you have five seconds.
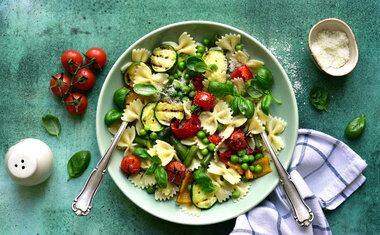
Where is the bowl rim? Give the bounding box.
[308,18,359,77]
[96,20,299,225]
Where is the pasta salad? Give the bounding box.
[105,32,287,216]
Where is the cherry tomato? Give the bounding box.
[50,74,72,97]
[61,50,83,72]
[120,154,141,175]
[73,68,95,90]
[227,129,247,151]
[65,93,88,115]
[193,91,215,111]
[85,47,107,69]
[165,161,187,184]
[207,133,223,145]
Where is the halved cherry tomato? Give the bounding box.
[121,154,141,175]
[85,47,107,69]
[50,74,72,97]
[61,50,83,72]
[165,161,187,184]
[65,93,88,115]
[227,129,247,151]
[193,91,215,111]
[74,68,95,90]
[207,133,223,145]
[230,64,253,82]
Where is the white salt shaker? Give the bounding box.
[4,138,54,186]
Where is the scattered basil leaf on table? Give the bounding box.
[309,86,330,112]
[132,147,151,160]
[345,115,366,140]
[67,150,91,181]
[261,94,272,115]
[42,114,61,138]
[238,97,255,119]
[154,166,168,188]
[193,168,217,194]
[133,83,162,96]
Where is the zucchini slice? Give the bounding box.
[191,183,217,209]
[123,62,141,86]
[202,50,227,80]
[151,45,177,73]
[154,97,184,126]
[141,102,164,132]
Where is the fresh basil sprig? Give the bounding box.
[208,81,236,97]
[309,86,330,112]
[42,114,61,138]
[186,56,218,73]
[133,83,163,96]
[67,150,91,181]
[132,147,151,160]
[193,168,217,194]
[154,166,168,188]
[238,97,255,119]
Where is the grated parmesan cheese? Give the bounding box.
[311,30,350,69]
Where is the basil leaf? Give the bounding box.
[154,166,168,188]
[132,147,151,160]
[133,83,162,96]
[238,97,255,119]
[186,56,204,71]
[246,84,264,99]
[67,150,91,181]
[151,155,162,164]
[345,115,366,140]
[42,114,61,138]
[261,94,272,115]
[208,64,218,72]
[229,97,240,115]
[194,62,208,72]
[193,168,217,194]
[146,163,158,175]
[309,86,330,112]
[208,81,235,97]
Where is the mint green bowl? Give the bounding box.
[96,21,298,225]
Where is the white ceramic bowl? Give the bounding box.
[96,21,298,225]
[308,18,359,77]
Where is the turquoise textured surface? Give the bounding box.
[0,0,379,234]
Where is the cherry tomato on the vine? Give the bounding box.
[65,92,88,115]
[120,154,141,175]
[165,161,187,184]
[74,68,95,90]
[85,47,107,69]
[61,50,83,72]
[50,74,72,97]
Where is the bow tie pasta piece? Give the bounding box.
[163,32,196,56]
[208,173,234,203]
[215,33,241,54]
[187,157,201,171]
[180,136,208,150]
[208,161,241,185]
[132,63,169,90]
[122,98,144,123]
[179,204,201,217]
[229,50,249,71]
[183,100,192,119]
[219,115,248,140]
[149,140,178,166]
[132,48,151,63]
[245,116,265,135]
[155,181,179,201]
[140,158,153,170]
[268,134,285,152]
[230,77,245,94]
[254,100,271,124]
[199,100,232,135]
[246,59,264,71]
[231,181,251,202]
[109,125,137,153]
[266,117,287,135]
[129,171,156,189]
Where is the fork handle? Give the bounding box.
[261,132,314,227]
[72,121,128,216]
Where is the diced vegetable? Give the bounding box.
[176,172,194,204]
[251,156,272,179]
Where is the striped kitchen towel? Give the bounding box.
[231,129,367,235]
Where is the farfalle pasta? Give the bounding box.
[105,31,287,216]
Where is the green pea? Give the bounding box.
[237,149,246,157]
[149,132,158,140]
[146,186,156,194]
[241,163,248,170]
[254,164,263,173]
[173,81,181,90]
[178,61,186,71]
[182,96,189,101]
[187,184,192,191]
[174,73,179,79]
[242,155,250,163]
[190,104,197,112]
[189,91,196,98]
[238,158,243,163]
[171,91,178,97]
[202,137,210,144]
[189,83,196,91]
[232,189,240,199]
[230,155,239,163]
[208,143,216,151]
[249,165,255,172]
[184,73,190,79]
[196,46,205,53]
[255,153,264,160]
[216,123,223,132]
[168,75,174,81]
[144,125,150,131]
[181,85,190,94]
[235,44,243,51]
[201,148,209,156]
[197,131,206,139]
[139,129,147,136]
[196,52,202,57]
[248,155,255,162]
[202,38,210,46]
[177,70,182,76]
[177,91,184,99]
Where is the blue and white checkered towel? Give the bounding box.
[231,129,367,235]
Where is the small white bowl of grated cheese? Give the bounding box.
[308,18,359,77]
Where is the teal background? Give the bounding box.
[0,0,378,234]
